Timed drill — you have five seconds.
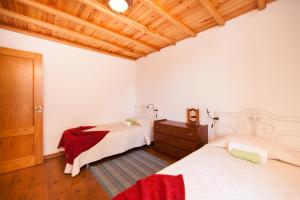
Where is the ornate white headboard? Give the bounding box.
[212,109,300,151]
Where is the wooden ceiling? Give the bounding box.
[0,0,274,60]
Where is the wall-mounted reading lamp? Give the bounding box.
[207,109,219,121]
[207,109,219,140]
[147,104,159,119]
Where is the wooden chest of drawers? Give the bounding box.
[153,119,208,158]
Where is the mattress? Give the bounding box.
[158,144,300,200]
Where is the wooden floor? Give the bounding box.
[0,146,177,200]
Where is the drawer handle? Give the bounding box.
[189,132,192,136]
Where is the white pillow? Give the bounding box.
[209,134,300,167]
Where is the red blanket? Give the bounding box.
[113,174,185,200]
[58,126,109,164]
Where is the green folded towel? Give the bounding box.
[229,149,262,164]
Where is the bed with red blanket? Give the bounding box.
[58,118,153,177]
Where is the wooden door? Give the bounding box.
[0,47,43,174]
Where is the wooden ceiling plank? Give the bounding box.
[16,0,157,52]
[0,8,141,58]
[257,0,266,10]
[138,0,196,37]
[0,23,136,60]
[77,0,175,44]
[197,0,225,26]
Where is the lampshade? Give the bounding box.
[108,0,132,13]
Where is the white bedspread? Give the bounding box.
[158,145,300,200]
[62,122,152,177]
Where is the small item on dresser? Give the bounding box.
[186,108,200,126]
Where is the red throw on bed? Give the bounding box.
[58,126,109,164]
[113,174,185,200]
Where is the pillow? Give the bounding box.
[123,118,140,127]
[228,142,268,164]
[229,149,262,164]
[209,134,300,167]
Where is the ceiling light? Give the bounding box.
[108,0,132,13]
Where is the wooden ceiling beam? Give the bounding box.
[257,0,267,10]
[0,23,136,60]
[138,0,196,37]
[77,0,175,45]
[197,0,225,26]
[16,0,158,52]
[0,8,142,58]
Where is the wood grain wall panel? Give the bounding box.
[0,135,34,162]
[0,54,34,130]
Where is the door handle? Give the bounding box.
[34,106,43,113]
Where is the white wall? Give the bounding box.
[136,0,300,123]
[1,0,299,155]
[0,29,136,155]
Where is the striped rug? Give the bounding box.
[89,149,169,198]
